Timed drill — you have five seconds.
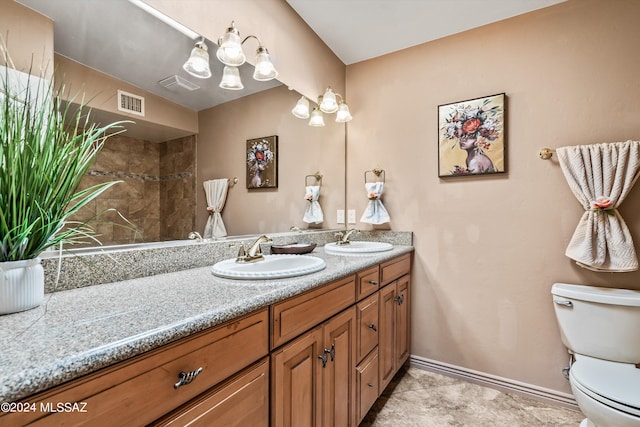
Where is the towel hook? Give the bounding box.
[539,148,555,160]
[305,171,323,187]
[365,167,385,183]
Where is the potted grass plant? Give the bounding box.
[0,52,125,314]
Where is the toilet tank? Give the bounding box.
[551,283,640,363]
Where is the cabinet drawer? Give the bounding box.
[356,265,380,301]
[356,293,379,363]
[356,348,379,425]
[271,275,356,348]
[14,309,269,427]
[380,253,411,286]
[152,358,269,427]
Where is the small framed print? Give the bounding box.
[438,93,506,177]
[246,135,278,189]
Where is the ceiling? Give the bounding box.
[15,0,565,115]
[285,0,565,65]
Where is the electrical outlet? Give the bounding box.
[348,209,356,224]
[337,209,345,224]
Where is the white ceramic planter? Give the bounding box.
[0,258,44,315]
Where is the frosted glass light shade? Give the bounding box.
[319,88,338,113]
[292,96,310,119]
[335,102,353,123]
[219,66,244,90]
[216,25,246,66]
[183,40,211,79]
[308,108,325,127]
[253,47,278,81]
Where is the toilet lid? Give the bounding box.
[570,354,640,411]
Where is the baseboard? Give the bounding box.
[409,355,580,411]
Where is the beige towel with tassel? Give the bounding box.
[556,140,640,272]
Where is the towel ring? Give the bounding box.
[305,172,323,187]
[228,177,238,187]
[365,167,385,183]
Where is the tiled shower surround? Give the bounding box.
[71,134,196,245]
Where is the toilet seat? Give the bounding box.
[570,354,640,417]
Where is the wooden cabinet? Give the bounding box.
[271,275,356,349]
[271,307,356,427]
[151,358,269,427]
[3,251,412,427]
[2,309,269,427]
[356,349,379,425]
[379,274,411,392]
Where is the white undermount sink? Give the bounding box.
[324,241,393,255]
[211,254,326,280]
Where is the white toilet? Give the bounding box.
[551,283,640,427]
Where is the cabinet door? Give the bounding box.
[152,358,269,427]
[395,275,410,367]
[271,326,323,427]
[356,293,379,363]
[378,283,397,391]
[321,307,356,427]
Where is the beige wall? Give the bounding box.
[0,0,53,75]
[197,85,345,236]
[145,0,345,101]
[345,0,640,394]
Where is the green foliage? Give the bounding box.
[0,65,126,261]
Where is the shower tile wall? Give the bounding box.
[71,134,195,246]
[159,135,196,241]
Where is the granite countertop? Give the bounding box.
[0,245,413,403]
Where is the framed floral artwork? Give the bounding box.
[246,135,278,189]
[438,93,506,177]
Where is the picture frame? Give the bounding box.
[438,93,506,177]
[246,135,278,189]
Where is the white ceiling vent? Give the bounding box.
[158,75,200,91]
[117,90,145,116]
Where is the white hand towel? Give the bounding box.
[360,182,390,225]
[303,185,324,224]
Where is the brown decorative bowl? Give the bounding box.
[270,242,317,255]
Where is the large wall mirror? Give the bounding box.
[17,0,346,247]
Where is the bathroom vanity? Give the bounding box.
[0,245,412,427]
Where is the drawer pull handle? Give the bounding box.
[368,323,377,332]
[367,383,374,388]
[395,294,404,305]
[174,367,203,389]
[369,280,379,285]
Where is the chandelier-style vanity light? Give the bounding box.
[183,38,212,79]
[291,87,352,126]
[216,21,278,89]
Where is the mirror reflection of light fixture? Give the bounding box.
[216,21,278,90]
[291,87,352,126]
[291,96,310,119]
[335,102,353,123]
[308,107,325,127]
[319,88,339,113]
[183,38,212,79]
[219,66,244,90]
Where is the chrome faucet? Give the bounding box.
[236,235,272,263]
[335,228,359,245]
[188,231,203,242]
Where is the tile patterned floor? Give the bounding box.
[360,366,586,426]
